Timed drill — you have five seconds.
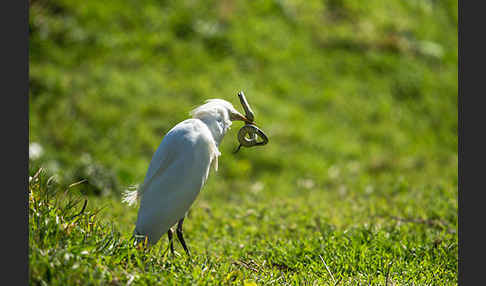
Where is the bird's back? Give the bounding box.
[134,119,219,244]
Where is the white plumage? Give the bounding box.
[123,99,248,251]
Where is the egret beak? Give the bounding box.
[230,112,251,123]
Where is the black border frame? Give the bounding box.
[0,0,29,285]
[458,0,483,285]
[3,0,29,284]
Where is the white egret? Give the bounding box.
[123,98,250,255]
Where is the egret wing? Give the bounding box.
[137,123,187,197]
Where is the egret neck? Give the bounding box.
[194,114,231,147]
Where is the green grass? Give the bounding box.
[29,0,457,284]
[29,168,456,285]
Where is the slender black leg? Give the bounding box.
[167,229,175,254]
[176,218,190,256]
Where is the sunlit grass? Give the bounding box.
[30,168,456,284]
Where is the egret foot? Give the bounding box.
[176,218,190,256]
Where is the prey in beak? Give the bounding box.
[230,91,256,124]
[231,91,268,153]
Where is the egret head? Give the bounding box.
[190,99,249,144]
[190,99,248,123]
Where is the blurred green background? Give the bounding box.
[29,0,457,195]
[29,0,457,283]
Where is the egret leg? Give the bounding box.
[176,218,190,256]
[167,229,175,255]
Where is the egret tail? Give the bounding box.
[122,185,139,206]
